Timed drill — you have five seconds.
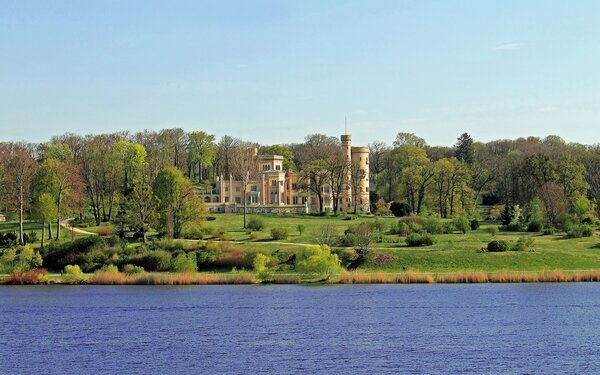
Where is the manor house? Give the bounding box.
[201,134,370,214]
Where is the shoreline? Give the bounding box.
[4,269,600,285]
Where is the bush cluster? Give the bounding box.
[247,217,265,231]
[487,240,510,252]
[565,224,594,239]
[406,233,435,247]
[270,227,289,240]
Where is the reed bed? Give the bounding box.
[87,272,258,285]
[435,271,489,284]
[269,274,302,284]
[340,271,434,284]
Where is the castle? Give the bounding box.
[201,134,370,214]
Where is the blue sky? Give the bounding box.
[1,0,599,146]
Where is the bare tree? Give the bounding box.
[230,143,260,228]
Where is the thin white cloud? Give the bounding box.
[493,43,522,50]
[539,106,560,113]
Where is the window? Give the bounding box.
[366,187,369,192]
[293,196,298,204]
[292,183,298,190]
[272,179,277,187]
[236,186,241,192]
[225,197,229,203]
[235,196,241,204]
[280,181,283,186]
[263,164,270,171]
[366,157,369,165]
[276,165,281,171]
[225,187,229,192]
[251,185,257,192]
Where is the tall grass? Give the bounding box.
[340,271,434,284]
[88,272,257,285]
[435,271,488,284]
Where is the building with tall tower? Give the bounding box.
[201,134,370,214]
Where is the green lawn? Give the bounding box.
[3,214,600,274]
[201,214,600,273]
[0,220,86,244]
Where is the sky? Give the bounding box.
[1,0,600,147]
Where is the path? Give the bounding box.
[60,219,98,236]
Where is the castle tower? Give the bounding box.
[350,146,370,212]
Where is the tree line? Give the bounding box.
[1,128,599,245]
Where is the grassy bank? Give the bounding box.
[6,269,600,285]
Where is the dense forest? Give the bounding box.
[0,128,599,246]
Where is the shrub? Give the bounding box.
[206,216,217,221]
[406,233,435,247]
[390,202,410,217]
[99,264,119,273]
[123,264,145,274]
[180,222,204,240]
[97,226,113,236]
[270,227,289,240]
[443,222,456,234]
[252,253,270,273]
[565,224,594,239]
[295,245,342,280]
[247,217,265,231]
[171,253,198,273]
[1,245,42,273]
[513,236,535,252]
[502,223,524,232]
[470,219,480,231]
[63,265,86,284]
[453,216,470,234]
[0,232,17,247]
[390,221,410,236]
[196,250,218,270]
[423,217,444,234]
[214,249,245,269]
[542,228,556,235]
[124,250,172,272]
[24,231,38,244]
[527,220,544,233]
[487,240,510,252]
[487,226,499,237]
[297,224,306,235]
[4,269,49,285]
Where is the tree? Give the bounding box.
[455,133,475,165]
[368,141,390,189]
[295,245,342,280]
[393,132,427,148]
[392,144,434,214]
[313,223,338,247]
[215,135,242,177]
[31,193,57,249]
[126,171,156,243]
[34,158,85,241]
[153,167,205,238]
[538,183,567,228]
[187,131,216,181]
[556,153,588,209]
[298,159,329,213]
[350,222,374,260]
[325,150,349,213]
[259,144,296,171]
[230,143,260,228]
[0,143,38,245]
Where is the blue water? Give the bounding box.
[1,284,599,374]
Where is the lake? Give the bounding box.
[1,284,599,374]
